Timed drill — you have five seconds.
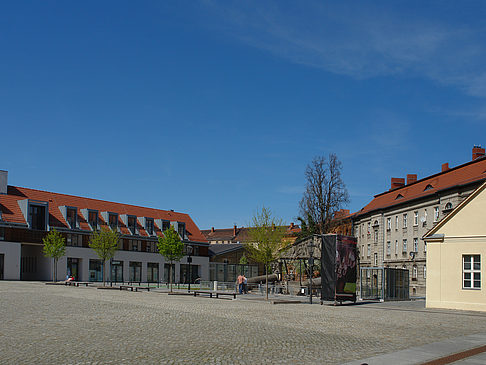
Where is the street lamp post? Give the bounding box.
[187,245,193,293]
[308,241,315,305]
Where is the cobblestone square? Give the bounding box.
[0,282,485,364]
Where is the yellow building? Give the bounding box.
[424,181,486,311]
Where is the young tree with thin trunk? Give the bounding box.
[157,226,184,293]
[245,206,288,300]
[89,227,119,286]
[42,229,66,282]
[299,153,349,235]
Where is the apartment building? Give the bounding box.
[0,170,209,283]
[354,146,486,297]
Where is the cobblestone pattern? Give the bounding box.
[0,282,485,364]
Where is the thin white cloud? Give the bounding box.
[202,1,486,97]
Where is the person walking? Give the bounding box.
[237,274,244,294]
[243,275,248,294]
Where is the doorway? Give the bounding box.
[67,258,80,280]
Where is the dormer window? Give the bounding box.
[145,218,154,235]
[127,215,137,235]
[162,220,170,232]
[424,184,434,191]
[177,222,186,239]
[29,204,47,230]
[444,202,453,211]
[109,213,118,231]
[66,207,77,229]
[396,194,404,200]
[88,210,98,230]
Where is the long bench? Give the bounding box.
[192,290,237,299]
[64,281,91,287]
[119,285,151,292]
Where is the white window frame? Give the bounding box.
[367,244,371,257]
[386,241,391,256]
[434,206,439,222]
[395,216,399,230]
[374,253,378,266]
[395,240,399,255]
[402,239,407,253]
[414,211,418,226]
[403,214,407,228]
[387,217,391,231]
[463,255,481,289]
[413,238,418,253]
[412,265,418,281]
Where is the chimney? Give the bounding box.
[390,177,405,190]
[211,227,214,233]
[441,163,450,172]
[406,174,417,185]
[472,145,485,160]
[233,225,237,236]
[0,170,7,194]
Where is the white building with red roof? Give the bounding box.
[0,170,209,283]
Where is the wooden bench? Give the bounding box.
[119,285,151,292]
[192,290,237,299]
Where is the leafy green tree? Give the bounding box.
[157,226,184,292]
[42,229,66,282]
[89,227,120,285]
[245,206,288,300]
[239,254,248,265]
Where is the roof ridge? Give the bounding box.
[373,155,486,198]
[9,185,187,216]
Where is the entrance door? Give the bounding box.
[67,258,80,280]
[111,261,123,282]
[0,254,4,280]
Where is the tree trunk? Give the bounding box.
[169,261,173,293]
[265,263,269,301]
[102,260,105,286]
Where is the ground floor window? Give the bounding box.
[463,255,481,289]
[129,261,142,282]
[89,259,103,282]
[164,263,176,283]
[147,262,159,282]
[180,264,200,284]
[412,265,417,281]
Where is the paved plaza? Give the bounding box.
[0,282,485,364]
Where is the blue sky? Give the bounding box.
[1,1,486,229]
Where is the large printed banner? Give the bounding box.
[321,234,357,301]
[335,235,357,295]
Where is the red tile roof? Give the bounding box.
[0,185,207,242]
[355,156,486,217]
[201,225,301,243]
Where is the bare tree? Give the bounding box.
[299,154,349,234]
